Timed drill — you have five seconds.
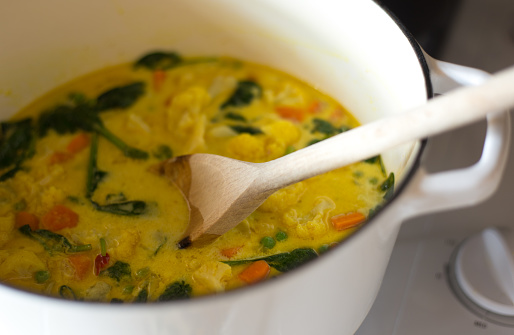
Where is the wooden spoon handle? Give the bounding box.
[259,65,514,191]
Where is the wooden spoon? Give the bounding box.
[154,66,514,248]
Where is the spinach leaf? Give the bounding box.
[38,88,148,160]
[221,80,262,109]
[311,118,349,136]
[135,51,182,70]
[158,280,192,301]
[0,118,37,180]
[224,112,247,122]
[91,200,147,216]
[134,287,148,303]
[153,144,173,160]
[96,82,145,111]
[364,156,379,164]
[224,248,318,272]
[380,172,395,201]
[229,125,263,135]
[19,225,92,254]
[101,261,131,282]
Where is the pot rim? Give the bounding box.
[0,0,433,308]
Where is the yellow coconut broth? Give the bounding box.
[0,53,393,302]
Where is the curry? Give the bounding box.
[0,52,393,302]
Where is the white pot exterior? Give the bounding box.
[0,1,509,334]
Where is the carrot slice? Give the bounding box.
[49,151,73,165]
[15,211,39,230]
[153,70,166,92]
[220,246,243,258]
[68,254,91,280]
[330,212,366,231]
[66,133,90,154]
[238,260,270,284]
[41,205,79,231]
[275,106,306,122]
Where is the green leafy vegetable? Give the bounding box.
[158,280,192,301]
[224,112,247,122]
[364,156,380,164]
[229,125,263,135]
[0,118,36,181]
[153,144,173,160]
[96,82,145,111]
[38,84,148,160]
[19,225,92,255]
[135,51,182,70]
[380,172,395,201]
[224,248,318,272]
[110,298,124,304]
[91,200,147,216]
[86,133,107,198]
[101,261,131,282]
[59,285,77,300]
[221,80,262,109]
[311,118,349,136]
[134,287,148,303]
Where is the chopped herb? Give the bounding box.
[86,133,108,198]
[96,82,145,111]
[59,285,77,300]
[100,261,131,282]
[153,237,168,256]
[19,225,92,255]
[134,287,148,303]
[275,231,288,242]
[135,51,182,70]
[224,112,247,122]
[380,172,395,201]
[34,270,50,283]
[153,144,173,160]
[260,236,276,250]
[229,125,263,135]
[224,248,318,273]
[158,280,192,301]
[221,80,262,109]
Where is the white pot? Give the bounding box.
[0,1,510,334]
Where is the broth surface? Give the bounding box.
[0,53,392,302]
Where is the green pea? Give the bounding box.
[34,270,50,284]
[275,231,288,241]
[260,236,276,249]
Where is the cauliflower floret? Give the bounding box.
[167,86,211,152]
[259,182,306,213]
[262,120,300,147]
[227,133,267,162]
[112,229,141,260]
[192,261,232,293]
[0,250,46,279]
[283,197,336,238]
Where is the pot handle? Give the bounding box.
[395,53,511,220]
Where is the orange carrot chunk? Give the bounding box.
[66,133,90,154]
[275,106,306,122]
[68,254,91,280]
[330,212,366,231]
[220,246,243,258]
[15,211,40,230]
[153,70,167,92]
[41,205,79,231]
[49,151,73,165]
[238,260,270,284]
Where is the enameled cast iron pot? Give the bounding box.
[0,0,510,334]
